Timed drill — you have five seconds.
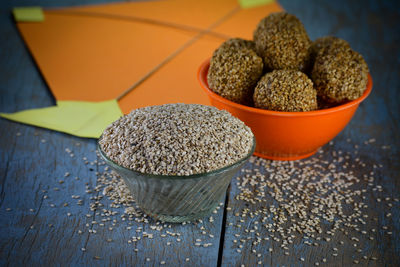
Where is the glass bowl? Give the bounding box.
[98,137,255,223]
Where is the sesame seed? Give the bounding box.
[99,104,254,176]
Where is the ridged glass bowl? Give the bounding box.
[98,137,255,223]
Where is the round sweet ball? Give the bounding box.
[311,46,369,103]
[309,36,350,67]
[310,36,350,57]
[253,70,318,112]
[214,38,256,54]
[253,12,311,71]
[207,45,263,105]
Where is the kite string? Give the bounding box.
[51,10,232,41]
[114,5,239,101]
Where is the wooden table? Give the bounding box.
[1,0,399,266]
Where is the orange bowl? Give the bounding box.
[198,59,373,161]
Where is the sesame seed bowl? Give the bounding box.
[97,103,256,223]
[198,59,372,161]
[98,137,255,223]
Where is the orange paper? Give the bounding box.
[16,0,283,114]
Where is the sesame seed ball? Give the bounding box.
[310,36,350,59]
[311,47,369,103]
[207,45,263,105]
[253,70,317,112]
[215,38,256,54]
[308,36,350,72]
[253,12,311,71]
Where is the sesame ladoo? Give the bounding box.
[99,103,254,176]
[309,36,350,63]
[207,43,263,105]
[214,38,257,54]
[311,46,369,103]
[253,70,318,112]
[253,12,311,71]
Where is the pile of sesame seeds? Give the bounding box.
[99,103,254,176]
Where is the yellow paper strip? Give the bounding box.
[0,100,122,138]
[13,7,44,22]
[238,0,275,9]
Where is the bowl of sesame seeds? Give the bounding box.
[98,103,255,223]
[198,59,372,160]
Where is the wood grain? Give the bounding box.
[1,0,399,266]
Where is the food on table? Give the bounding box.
[207,40,263,105]
[99,103,254,176]
[253,70,317,112]
[253,12,311,72]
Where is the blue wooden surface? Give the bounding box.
[0,0,399,266]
